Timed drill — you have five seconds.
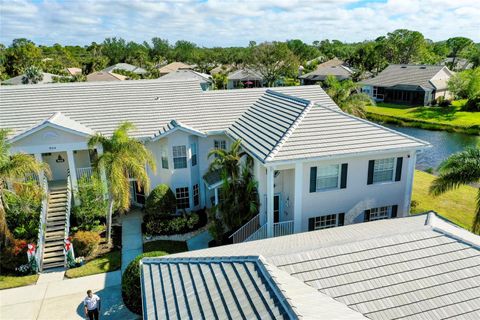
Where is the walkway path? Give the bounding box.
[187,230,213,251]
[0,271,137,320]
[120,210,144,271]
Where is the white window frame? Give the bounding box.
[172,145,187,169]
[313,214,337,230]
[191,143,198,167]
[373,158,395,184]
[214,140,226,150]
[193,184,199,206]
[316,164,340,191]
[369,206,391,221]
[160,145,169,169]
[175,187,190,209]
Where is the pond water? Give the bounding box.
[383,124,480,171]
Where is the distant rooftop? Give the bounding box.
[142,212,480,320]
[102,63,147,75]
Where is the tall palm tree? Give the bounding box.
[324,75,373,118]
[88,122,156,243]
[206,139,259,230]
[22,66,44,84]
[430,147,480,234]
[0,129,50,250]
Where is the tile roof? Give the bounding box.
[155,213,480,320]
[300,65,353,81]
[228,68,263,81]
[102,63,147,74]
[0,80,337,141]
[158,62,193,74]
[157,69,211,83]
[2,72,63,85]
[227,90,428,163]
[361,65,450,90]
[141,256,295,320]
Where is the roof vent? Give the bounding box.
[401,66,407,68]
[154,96,160,101]
[420,66,427,69]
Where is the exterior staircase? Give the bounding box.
[42,186,69,270]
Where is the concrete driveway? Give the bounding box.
[0,270,139,320]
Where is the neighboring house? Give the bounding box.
[209,64,233,75]
[1,79,429,246]
[157,69,212,90]
[300,58,354,84]
[441,57,473,71]
[65,67,82,76]
[86,71,127,82]
[140,212,480,320]
[102,63,147,75]
[157,62,193,76]
[361,64,453,106]
[1,72,62,85]
[227,68,264,89]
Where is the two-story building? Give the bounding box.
[0,79,429,244]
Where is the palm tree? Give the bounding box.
[323,75,373,118]
[0,129,50,250]
[22,66,44,84]
[430,147,480,234]
[88,122,156,243]
[206,139,259,231]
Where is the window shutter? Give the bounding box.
[395,157,403,181]
[340,163,348,189]
[367,160,375,185]
[338,213,345,226]
[391,205,398,218]
[364,209,371,222]
[308,217,315,231]
[309,167,317,193]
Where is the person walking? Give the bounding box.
[84,289,101,320]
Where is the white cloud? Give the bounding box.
[0,0,478,46]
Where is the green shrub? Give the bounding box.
[73,175,107,231]
[145,213,200,235]
[145,184,176,216]
[4,182,42,241]
[0,239,29,274]
[122,251,169,315]
[72,231,101,257]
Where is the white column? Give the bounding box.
[294,162,303,233]
[404,151,416,217]
[34,153,45,184]
[266,166,275,238]
[66,150,79,205]
[214,187,219,206]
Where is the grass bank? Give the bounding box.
[411,170,477,232]
[0,274,39,290]
[65,250,121,278]
[366,100,480,135]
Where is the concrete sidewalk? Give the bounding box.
[0,271,138,320]
[120,210,144,271]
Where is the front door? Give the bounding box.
[274,194,280,223]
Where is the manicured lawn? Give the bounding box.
[411,170,477,232]
[0,274,39,290]
[65,250,121,278]
[366,100,480,134]
[143,240,188,254]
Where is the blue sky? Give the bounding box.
[0,0,479,47]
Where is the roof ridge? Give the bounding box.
[265,91,314,162]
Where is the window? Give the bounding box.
[172,145,187,169]
[214,140,226,150]
[191,143,197,166]
[161,146,168,169]
[314,214,337,230]
[176,187,190,209]
[370,206,390,221]
[373,158,395,183]
[193,184,199,206]
[316,164,340,191]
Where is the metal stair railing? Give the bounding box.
[35,176,48,272]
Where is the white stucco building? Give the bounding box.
[0,79,429,244]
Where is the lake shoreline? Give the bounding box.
[366,112,480,136]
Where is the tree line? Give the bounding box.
[0,29,479,83]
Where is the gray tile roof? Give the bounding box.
[0,80,334,141]
[141,256,295,320]
[102,63,147,74]
[158,69,211,83]
[300,65,353,81]
[361,65,449,91]
[2,72,63,85]
[160,213,480,320]
[228,68,263,81]
[227,90,429,163]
